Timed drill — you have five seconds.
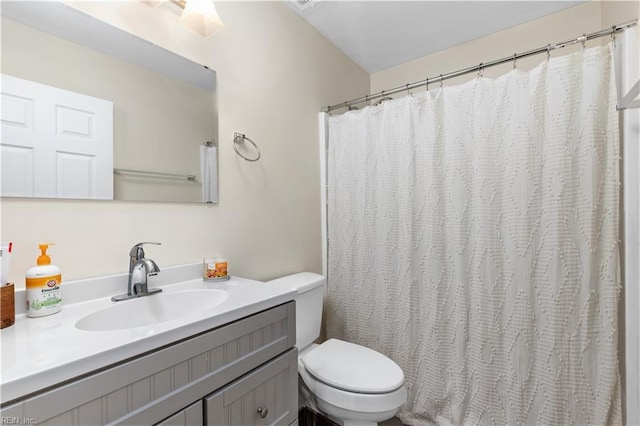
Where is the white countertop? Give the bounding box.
[0,266,296,404]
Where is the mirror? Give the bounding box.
[0,1,218,203]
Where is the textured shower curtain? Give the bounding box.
[326,45,620,425]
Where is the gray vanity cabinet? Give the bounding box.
[157,401,204,426]
[1,302,297,426]
[205,349,297,426]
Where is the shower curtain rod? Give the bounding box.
[324,19,638,113]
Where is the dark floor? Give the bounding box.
[299,407,338,426]
[299,407,406,426]
[380,417,406,426]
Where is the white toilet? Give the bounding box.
[268,272,407,426]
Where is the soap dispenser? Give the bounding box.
[26,244,62,317]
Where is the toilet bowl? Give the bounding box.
[268,273,407,426]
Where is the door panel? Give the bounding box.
[1,74,113,199]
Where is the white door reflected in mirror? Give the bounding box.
[1,74,114,200]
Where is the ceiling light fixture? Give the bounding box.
[173,0,224,38]
[141,0,224,38]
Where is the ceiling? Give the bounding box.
[286,1,585,73]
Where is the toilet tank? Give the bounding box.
[267,272,325,350]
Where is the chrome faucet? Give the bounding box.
[112,242,162,302]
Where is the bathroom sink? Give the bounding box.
[75,289,229,331]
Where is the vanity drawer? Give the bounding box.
[205,348,298,426]
[1,301,295,425]
[156,400,203,426]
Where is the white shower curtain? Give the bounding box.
[326,45,620,425]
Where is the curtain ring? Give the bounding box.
[512,53,517,70]
[425,77,429,92]
[581,33,587,49]
[439,74,444,89]
[365,94,370,106]
[477,63,484,78]
[373,96,392,106]
[406,83,413,97]
[546,44,551,61]
[611,26,617,46]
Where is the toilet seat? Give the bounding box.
[299,359,407,414]
[301,338,404,394]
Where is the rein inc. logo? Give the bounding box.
[1,417,35,424]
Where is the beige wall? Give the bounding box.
[3,1,634,286]
[0,1,369,286]
[371,1,639,93]
[602,0,640,33]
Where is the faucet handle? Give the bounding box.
[130,242,161,259]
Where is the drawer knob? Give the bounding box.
[257,407,269,418]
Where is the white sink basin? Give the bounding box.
[75,289,229,331]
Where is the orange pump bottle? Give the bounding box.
[25,244,62,317]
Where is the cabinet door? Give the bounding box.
[205,349,297,426]
[156,401,203,426]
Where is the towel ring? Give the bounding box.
[233,133,261,162]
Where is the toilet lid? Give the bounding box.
[300,338,404,394]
